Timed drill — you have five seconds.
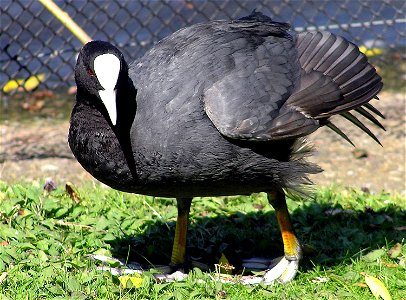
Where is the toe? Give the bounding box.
[262,255,299,285]
[263,256,289,284]
[277,259,299,284]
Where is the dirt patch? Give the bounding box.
[1,91,405,194]
[307,91,405,194]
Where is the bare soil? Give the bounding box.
[1,91,405,194]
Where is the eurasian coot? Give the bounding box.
[69,12,383,284]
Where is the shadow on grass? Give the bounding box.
[109,200,405,273]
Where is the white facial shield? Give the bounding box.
[94,54,120,125]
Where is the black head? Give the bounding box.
[75,41,128,126]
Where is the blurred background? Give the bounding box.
[0,0,405,193]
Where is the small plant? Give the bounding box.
[0,181,404,299]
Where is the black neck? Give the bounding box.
[72,80,138,188]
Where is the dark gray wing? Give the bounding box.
[202,20,319,141]
[203,26,383,143]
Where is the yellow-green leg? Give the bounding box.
[265,191,302,284]
[170,198,192,268]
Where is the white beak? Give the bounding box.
[98,89,117,125]
[94,54,120,126]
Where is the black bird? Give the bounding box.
[69,12,383,283]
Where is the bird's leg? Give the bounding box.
[170,198,192,270]
[264,190,302,284]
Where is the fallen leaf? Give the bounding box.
[128,276,143,288]
[0,272,8,284]
[354,282,368,287]
[118,275,130,288]
[217,290,227,299]
[21,99,45,111]
[119,275,143,288]
[383,263,398,268]
[387,243,402,259]
[216,253,234,275]
[65,182,81,203]
[32,90,54,99]
[362,272,392,300]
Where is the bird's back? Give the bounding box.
[129,16,301,146]
[127,18,322,197]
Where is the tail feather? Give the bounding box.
[341,112,382,146]
[300,32,337,72]
[332,53,366,85]
[364,102,385,119]
[287,71,342,116]
[323,44,360,79]
[342,73,381,100]
[354,107,385,130]
[287,31,384,144]
[325,122,355,146]
[326,81,383,115]
[314,37,350,72]
[340,65,377,94]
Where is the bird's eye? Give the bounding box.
[87,69,95,76]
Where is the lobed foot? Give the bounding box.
[242,255,300,284]
[264,256,299,284]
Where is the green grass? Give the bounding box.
[0,181,405,299]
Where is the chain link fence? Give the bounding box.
[1,0,405,94]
